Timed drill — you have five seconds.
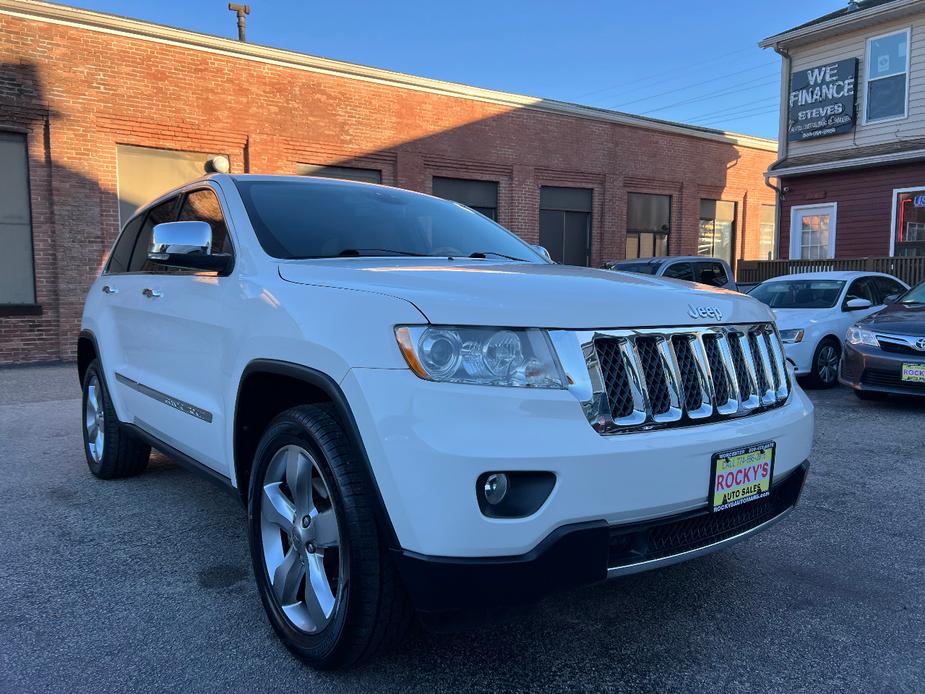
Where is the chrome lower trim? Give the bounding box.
[114,372,213,423]
[606,506,793,578]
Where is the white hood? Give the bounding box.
[278,258,774,329]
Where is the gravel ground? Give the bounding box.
[0,364,923,693]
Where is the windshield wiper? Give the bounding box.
[336,248,427,257]
[468,251,529,262]
[899,300,924,305]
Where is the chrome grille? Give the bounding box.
[578,323,790,435]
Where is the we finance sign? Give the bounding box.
[788,58,858,142]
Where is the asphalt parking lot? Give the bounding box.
[1,364,923,693]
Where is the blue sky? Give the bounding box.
[65,0,840,139]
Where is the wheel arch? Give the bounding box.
[233,359,399,547]
[77,330,100,385]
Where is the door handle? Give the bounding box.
[101,284,118,295]
[141,287,162,299]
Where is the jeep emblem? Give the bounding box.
[688,304,723,321]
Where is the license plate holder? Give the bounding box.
[709,441,775,513]
[901,363,925,383]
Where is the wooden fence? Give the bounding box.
[737,256,925,287]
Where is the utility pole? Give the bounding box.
[227,3,250,42]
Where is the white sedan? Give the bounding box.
[750,271,909,387]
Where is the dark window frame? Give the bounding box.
[626,192,671,259]
[539,186,593,266]
[0,130,37,307]
[698,199,737,264]
[432,176,499,221]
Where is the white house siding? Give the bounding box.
[786,12,925,157]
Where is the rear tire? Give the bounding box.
[806,338,841,389]
[854,389,888,401]
[247,404,412,669]
[81,359,151,479]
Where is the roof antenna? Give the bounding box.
[227,3,250,42]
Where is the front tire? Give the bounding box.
[81,359,150,479]
[247,405,411,669]
[806,338,841,389]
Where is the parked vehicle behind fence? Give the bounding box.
[749,271,908,388]
[79,175,814,669]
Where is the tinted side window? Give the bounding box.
[662,262,694,281]
[178,189,232,255]
[695,262,729,287]
[128,197,180,272]
[106,216,144,274]
[845,277,877,306]
[874,276,905,303]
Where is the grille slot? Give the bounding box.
[595,338,634,419]
[703,335,729,405]
[672,335,703,412]
[585,323,788,435]
[636,337,670,415]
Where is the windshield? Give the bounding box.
[899,281,925,304]
[750,279,846,309]
[613,262,660,275]
[234,179,544,262]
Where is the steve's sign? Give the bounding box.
[788,58,858,142]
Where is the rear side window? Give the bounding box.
[695,262,729,287]
[662,262,694,281]
[873,276,906,303]
[106,216,144,274]
[178,189,233,255]
[128,196,180,272]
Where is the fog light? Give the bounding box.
[483,473,509,505]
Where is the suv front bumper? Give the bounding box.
[342,367,814,560]
[396,462,808,612]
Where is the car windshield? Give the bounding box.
[613,262,660,275]
[899,281,925,304]
[234,179,544,262]
[750,279,846,309]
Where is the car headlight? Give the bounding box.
[779,328,805,344]
[846,324,878,347]
[395,326,566,388]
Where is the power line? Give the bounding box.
[693,108,778,127]
[605,63,778,110]
[639,76,779,115]
[571,45,769,99]
[681,96,779,122]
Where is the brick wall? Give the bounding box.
[0,9,776,364]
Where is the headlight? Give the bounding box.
[846,325,878,347]
[395,326,566,388]
[779,328,805,344]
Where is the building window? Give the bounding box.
[759,204,777,260]
[296,164,382,184]
[539,186,592,266]
[790,203,836,260]
[893,188,925,257]
[865,28,910,123]
[698,200,736,265]
[626,193,670,259]
[432,177,498,220]
[117,144,223,226]
[0,132,36,305]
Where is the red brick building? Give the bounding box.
[0,0,777,364]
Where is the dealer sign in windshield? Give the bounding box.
[788,58,858,142]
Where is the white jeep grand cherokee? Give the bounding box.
[79,175,814,669]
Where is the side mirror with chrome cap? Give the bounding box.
[148,221,232,273]
[844,297,873,311]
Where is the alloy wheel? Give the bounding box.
[260,444,343,634]
[84,374,105,463]
[816,345,839,385]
